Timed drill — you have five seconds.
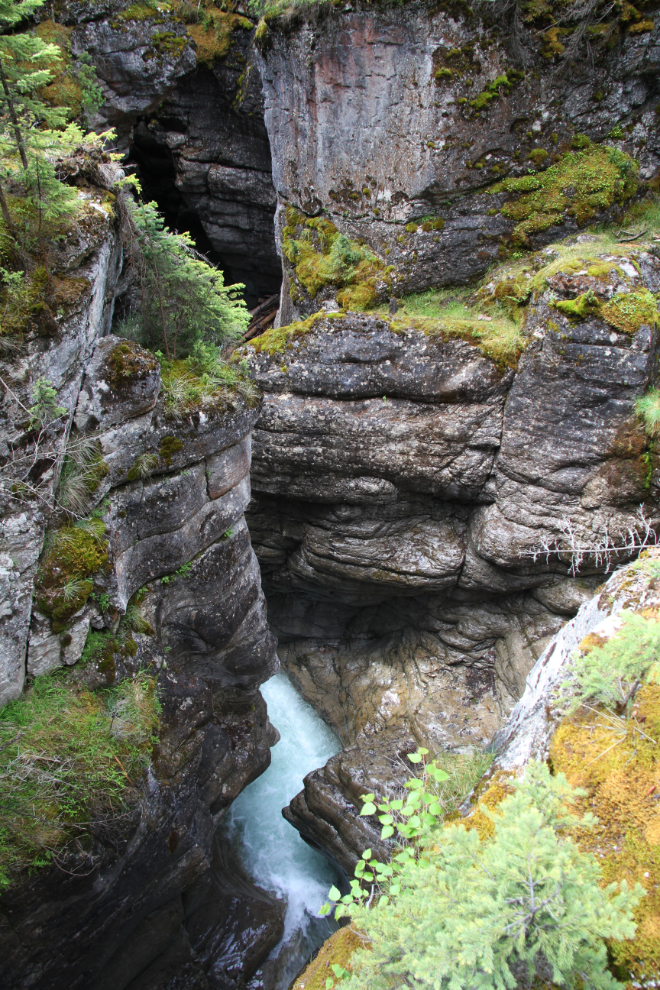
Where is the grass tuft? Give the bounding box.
[389,289,525,370]
[0,672,159,889]
[159,341,259,418]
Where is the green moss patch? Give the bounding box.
[386,289,525,370]
[247,310,331,356]
[35,518,108,631]
[601,288,658,334]
[552,286,658,333]
[491,144,638,245]
[107,341,159,391]
[0,671,159,889]
[159,435,183,466]
[282,207,390,307]
[469,68,524,111]
[112,1,171,24]
[183,7,253,65]
[554,289,602,319]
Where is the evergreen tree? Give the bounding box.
[325,762,643,990]
[126,201,249,358]
[0,0,79,254]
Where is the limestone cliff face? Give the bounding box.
[256,1,660,318]
[0,184,122,708]
[0,193,281,987]
[242,244,660,870]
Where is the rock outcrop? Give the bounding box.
[243,237,660,870]
[0,195,281,988]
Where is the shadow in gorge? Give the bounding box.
[127,62,283,312]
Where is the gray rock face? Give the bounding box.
[242,246,660,865]
[1,311,280,989]
[70,9,196,141]
[255,2,660,316]
[0,197,122,707]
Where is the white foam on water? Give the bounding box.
[225,671,342,940]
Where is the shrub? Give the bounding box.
[556,611,660,713]
[125,201,249,359]
[324,762,642,990]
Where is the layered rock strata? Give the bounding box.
[243,244,660,870]
[0,193,281,989]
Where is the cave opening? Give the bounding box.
[126,68,283,313]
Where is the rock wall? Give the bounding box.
[0,193,281,987]
[255,1,660,318]
[0,183,121,708]
[129,46,280,305]
[242,240,660,870]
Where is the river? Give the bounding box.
[224,671,343,989]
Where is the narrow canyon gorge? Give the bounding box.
[1,0,660,987]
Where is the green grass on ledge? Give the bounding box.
[0,671,159,890]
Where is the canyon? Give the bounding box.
[1,0,660,987]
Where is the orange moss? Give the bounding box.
[291,925,367,990]
[461,771,515,839]
[578,631,608,653]
[549,686,660,983]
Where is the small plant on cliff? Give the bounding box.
[322,761,642,990]
[636,388,660,437]
[124,200,249,359]
[56,434,109,518]
[557,610,660,713]
[158,340,258,417]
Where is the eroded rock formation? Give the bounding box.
[242,244,660,869]
[0,214,281,988]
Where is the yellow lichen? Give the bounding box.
[291,926,368,990]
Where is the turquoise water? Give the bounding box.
[224,671,343,985]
